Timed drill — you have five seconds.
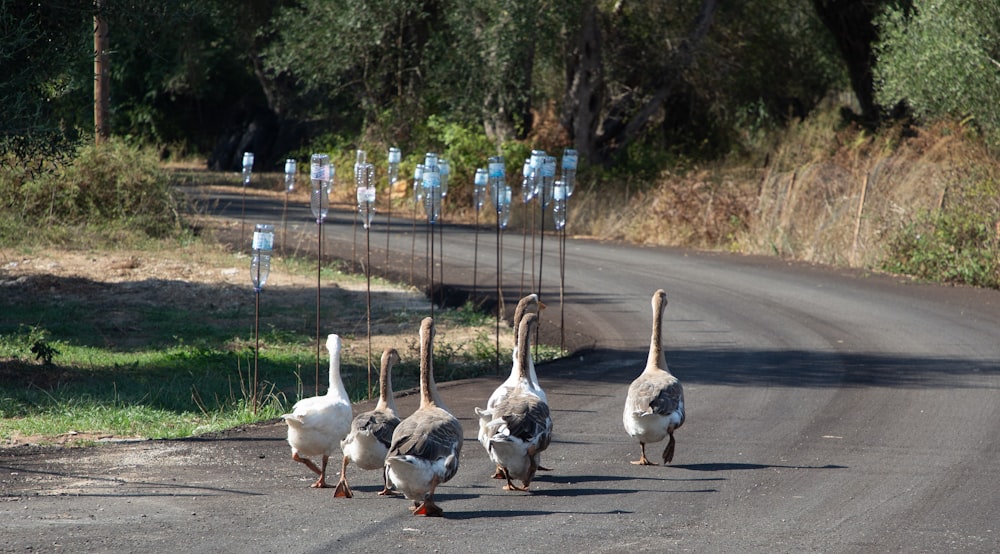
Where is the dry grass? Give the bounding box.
[564,118,999,275]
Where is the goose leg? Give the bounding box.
[333,455,353,498]
[412,476,443,517]
[630,442,656,465]
[293,452,332,487]
[491,464,505,479]
[312,455,331,488]
[662,433,676,464]
[501,467,528,492]
[378,466,398,496]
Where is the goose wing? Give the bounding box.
[627,372,683,417]
[491,393,552,448]
[388,407,463,479]
[353,409,401,449]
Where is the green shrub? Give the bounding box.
[0,139,181,241]
[882,179,1000,288]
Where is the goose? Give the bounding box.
[476,313,553,491]
[384,317,463,517]
[488,293,546,407]
[623,289,685,465]
[334,348,401,498]
[282,334,353,487]
[479,294,547,477]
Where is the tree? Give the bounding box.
[562,0,718,165]
[0,0,91,159]
[811,0,914,125]
[875,0,1000,145]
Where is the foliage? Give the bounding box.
[881,179,1000,288]
[875,1,1000,146]
[0,139,181,241]
[0,0,91,159]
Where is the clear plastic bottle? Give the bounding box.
[498,184,513,229]
[388,147,401,190]
[284,158,296,192]
[561,148,578,196]
[488,155,506,213]
[413,164,425,205]
[310,154,332,223]
[439,158,450,198]
[552,180,567,230]
[422,162,442,223]
[242,152,254,186]
[250,223,274,291]
[357,162,376,228]
[541,155,556,208]
[473,168,488,212]
[521,158,535,203]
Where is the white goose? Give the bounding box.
[623,289,685,465]
[477,313,553,491]
[334,348,401,498]
[282,334,353,487]
[384,317,463,517]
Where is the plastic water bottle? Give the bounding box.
[562,148,578,196]
[521,158,534,203]
[284,159,296,192]
[498,185,513,229]
[356,162,376,228]
[473,168,488,212]
[242,152,254,186]
[388,147,401,190]
[541,155,556,208]
[552,180,567,230]
[422,157,441,223]
[310,154,332,223]
[439,158,450,198]
[413,164,425,205]
[529,150,545,200]
[250,223,274,291]
[488,155,506,213]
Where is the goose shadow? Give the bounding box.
[0,464,264,496]
[445,508,634,520]
[671,462,848,471]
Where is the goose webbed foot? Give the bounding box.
[662,434,676,464]
[630,442,657,466]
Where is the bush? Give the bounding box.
[0,139,181,241]
[882,179,1000,288]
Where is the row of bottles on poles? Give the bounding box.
[241,144,580,259]
[477,148,578,231]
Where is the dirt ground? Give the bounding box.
[0,218,515,449]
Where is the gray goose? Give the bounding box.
[334,348,401,498]
[623,289,685,465]
[477,313,553,491]
[384,318,463,516]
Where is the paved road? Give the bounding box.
[2,188,999,552]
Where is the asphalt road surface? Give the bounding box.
[2,187,999,553]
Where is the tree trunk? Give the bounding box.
[562,0,718,166]
[561,4,604,163]
[811,0,909,126]
[93,0,110,144]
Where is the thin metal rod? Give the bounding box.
[559,224,566,352]
[473,210,480,299]
[315,220,322,397]
[254,288,260,415]
[366,219,373,399]
[520,201,528,297]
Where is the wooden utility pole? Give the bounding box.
[94,0,110,144]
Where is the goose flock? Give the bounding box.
[282,290,685,517]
